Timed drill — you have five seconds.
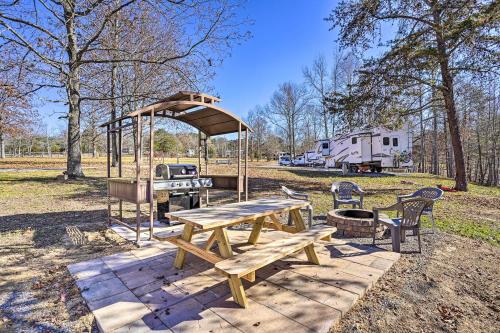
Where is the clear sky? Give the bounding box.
[40,0,339,134]
[212,0,338,119]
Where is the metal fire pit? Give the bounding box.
[327,209,385,238]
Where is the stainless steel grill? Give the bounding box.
[155,164,212,223]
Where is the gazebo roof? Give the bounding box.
[99,91,251,136]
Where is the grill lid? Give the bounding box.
[156,164,198,179]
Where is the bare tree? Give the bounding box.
[0,0,249,177]
[303,55,331,138]
[247,105,269,161]
[265,82,309,157]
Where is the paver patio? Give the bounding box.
[68,224,400,332]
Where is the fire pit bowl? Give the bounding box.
[327,209,385,238]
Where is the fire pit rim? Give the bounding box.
[331,208,374,220]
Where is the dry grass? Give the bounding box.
[0,157,499,332]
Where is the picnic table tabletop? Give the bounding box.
[168,198,310,230]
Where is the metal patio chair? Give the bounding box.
[397,187,443,233]
[331,181,364,209]
[372,198,433,253]
[281,186,313,228]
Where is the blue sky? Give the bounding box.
[40,0,339,134]
[213,0,338,119]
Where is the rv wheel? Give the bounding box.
[370,166,376,173]
[376,167,382,173]
[349,165,359,173]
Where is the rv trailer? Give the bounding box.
[277,152,292,166]
[308,125,413,172]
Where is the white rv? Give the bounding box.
[309,125,413,172]
[278,152,292,166]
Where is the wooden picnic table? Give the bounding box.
[167,198,311,270]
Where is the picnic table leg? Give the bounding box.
[290,209,306,232]
[291,209,331,241]
[205,231,217,250]
[174,224,194,269]
[214,227,233,258]
[248,216,265,245]
[228,275,248,308]
[304,244,320,265]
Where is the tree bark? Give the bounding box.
[110,8,119,167]
[431,88,439,175]
[111,62,118,166]
[0,131,5,159]
[432,6,467,190]
[62,0,84,177]
[419,88,425,172]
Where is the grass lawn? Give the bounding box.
[0,157,499,332]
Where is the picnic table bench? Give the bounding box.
[162,198,336,307]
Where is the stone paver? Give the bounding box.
[81,277,129,302]
[113,312,172,333]
[208,296,314,333]
[88,290,151,332]
[69,228,400,332]
[245,280,341,332]
[156,298,236,333]
[68,258,111,280]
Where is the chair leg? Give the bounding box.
[372,221,377,246]
[308,206,313,229]
[392,226,401,253]
[417,228,422,253]
[429,213,436,234]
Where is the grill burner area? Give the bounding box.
[155,164,212,223]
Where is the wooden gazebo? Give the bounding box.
[100,91,252,244]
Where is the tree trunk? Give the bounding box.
[0,131,5,159]
[418,88,425,172]
[323,107,329,138]
[433,7,467,191]
[111,62,118,166]
[431,89,439,175]
[63,0,84,178]
[110,9,119,167]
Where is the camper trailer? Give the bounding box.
[309,125,413,172]
[278,152,292,166]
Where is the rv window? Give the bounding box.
[352,137,357,144]
[322,142,329,149]
[383,137,390,145]
[393,138,399,146]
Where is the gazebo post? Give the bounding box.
[106,125,111,178]
[118,120,123,220]
[245,128,249,201]
[204,136,208,175]
[135,114,142,245]
[237,122,241,202]
[148,111,154,240]
[198,131,202,175]
[106,125,111,226]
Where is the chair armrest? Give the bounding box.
[290,192,308,200]
[373,202,402,213]
[397,193,414,203]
